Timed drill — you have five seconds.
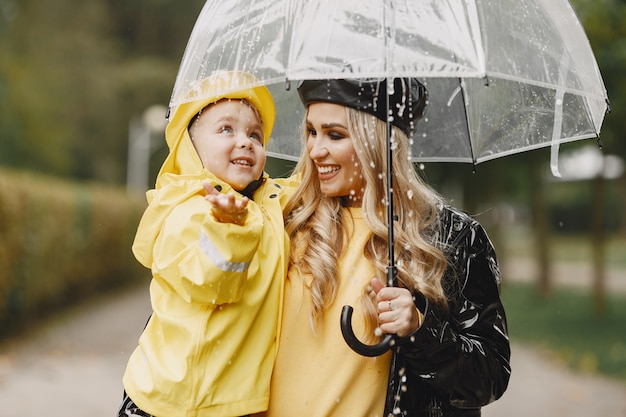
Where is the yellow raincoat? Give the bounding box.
[122,72,296,417]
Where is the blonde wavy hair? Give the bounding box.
[284,106,449,337]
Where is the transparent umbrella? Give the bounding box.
[170,0,609,174]
[168,0,609,355]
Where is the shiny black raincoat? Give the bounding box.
[383,206,511,417]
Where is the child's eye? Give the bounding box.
[250,131,264,145]
[219,125,234,134]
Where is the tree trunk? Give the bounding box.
[621,174,626,238]
[530,158,551,298]
[591,175,606,315]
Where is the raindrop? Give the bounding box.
[370,161,376,168]
[374,327,383,337]
[556,99,563,106]
[407,190,414,200]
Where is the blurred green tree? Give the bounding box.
[0,0,204,183]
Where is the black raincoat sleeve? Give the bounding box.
[397,208,511,412]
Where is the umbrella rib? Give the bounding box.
[457,77,477,169]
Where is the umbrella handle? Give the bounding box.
[340,305,395,357]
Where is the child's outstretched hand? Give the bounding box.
[203,183,249,226]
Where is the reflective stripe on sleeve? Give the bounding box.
[199,230,251,272]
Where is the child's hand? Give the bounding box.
[203,183,249,226]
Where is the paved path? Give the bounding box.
[1,277,626,417]
[503,258,626,293]
[0,284,151,417]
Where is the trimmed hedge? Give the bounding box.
[0,168,148,338]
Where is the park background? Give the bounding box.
[1,0,626,395]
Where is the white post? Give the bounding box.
[126,105,168,195]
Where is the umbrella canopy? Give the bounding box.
[169,0,609,176]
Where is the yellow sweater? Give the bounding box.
[262,207,391,417]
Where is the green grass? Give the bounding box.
[501,282,626,382]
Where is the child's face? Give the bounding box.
[190,99,266,191]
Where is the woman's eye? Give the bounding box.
[329,131,345,140]
[306,127,317,137]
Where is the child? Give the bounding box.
[119,71,295,417]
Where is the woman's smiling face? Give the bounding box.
[305,102,364,206]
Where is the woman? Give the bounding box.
[260,78,511,417]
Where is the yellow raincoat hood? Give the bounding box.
[157,70,276,183]
[133,71,276,268]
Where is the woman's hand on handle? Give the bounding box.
[370,277,422,338]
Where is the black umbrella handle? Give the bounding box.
[340,305,395,357]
